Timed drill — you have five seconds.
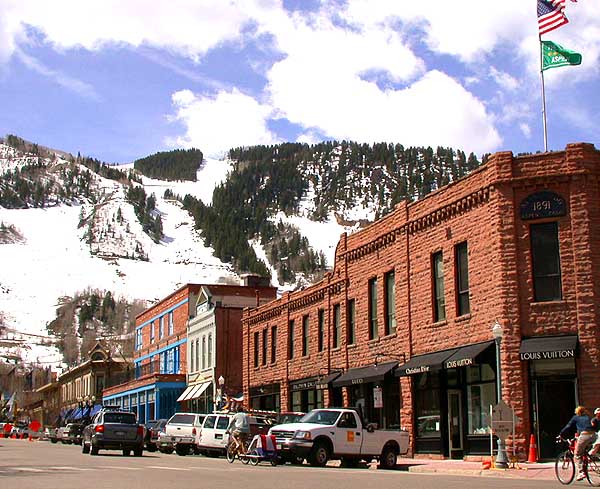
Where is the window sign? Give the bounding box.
[520,191,567,220]
[373,386,383,408]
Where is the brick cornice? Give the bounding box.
[341,186,492,262]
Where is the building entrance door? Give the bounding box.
[448,389,463,459]
[534,378,576,460]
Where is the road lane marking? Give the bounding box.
[147,466,191,471]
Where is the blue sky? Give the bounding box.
[0,0,598,163]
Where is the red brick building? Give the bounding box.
[104,278,276,421]
[242,142,600,460]
[103,284,201,421]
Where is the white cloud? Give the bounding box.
[167,88,278,158]
[519,123,532,139]
[489,67,519,91]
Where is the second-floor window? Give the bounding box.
[347,299,356,345]
[202,336,207,370]
[190,339,195,372]
[262,329,268,366]
[254,331,259,368]
[135,329,142,350]
[168,311,174,336]
[302,315,309,356]
[432,251,446,322]
[333,304,341,348]
[150,321,155,343]
[159,316,164,339]
[271,325,277,363]
[531,222,562,302]
[207,333,213,368]
[384,270,396,336]
[455,242,470,316]
[318,309,325,352]
[288,320,295,360]
[368,277,378,339]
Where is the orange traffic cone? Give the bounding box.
[528,434,538,463]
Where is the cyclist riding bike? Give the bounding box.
[227,410,250,455]
[560,406,597,481]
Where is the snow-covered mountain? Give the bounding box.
[0,143,360,368]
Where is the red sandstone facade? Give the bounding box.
[242,143,600,460]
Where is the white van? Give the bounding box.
[196,413,272,456]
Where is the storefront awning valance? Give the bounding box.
[187,382,211,401]
[443,341,495,369]
[520,335,578,361]
[290,373,341,391]
[176,385,196,402]
[331,361,397,388]
[395,348,461,376]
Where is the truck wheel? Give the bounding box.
[309,441,330,467]
[176,444,190,456]
[379,445,397,470]
[50,438,58,444]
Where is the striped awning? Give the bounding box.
[187,382,211,401]
[176,385,196,402]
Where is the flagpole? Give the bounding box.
[539,36,548,152]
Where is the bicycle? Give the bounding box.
[555,436,600,485]
[226,432,250,464]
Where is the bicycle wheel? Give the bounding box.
[555,450,575,485]
[226,442,236,463]
[586,457,600,487]
[249,449,259,466]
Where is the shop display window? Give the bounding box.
[415,372,441,438]
[466,364,495,435]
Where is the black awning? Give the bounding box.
[290,372,341,391]
[395,347,460,376]
[520,335,578,361]
[443,341,495,369]
[331,362,397,388]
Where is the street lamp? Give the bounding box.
[492,320,508,469]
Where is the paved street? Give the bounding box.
[0,438,561,489]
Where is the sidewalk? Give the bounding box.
[395,458,556,480]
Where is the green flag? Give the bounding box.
[541,41,582,71]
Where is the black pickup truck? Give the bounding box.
[82,409,144,457]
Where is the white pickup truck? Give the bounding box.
[158,413,205,456]
[268,408,409,468]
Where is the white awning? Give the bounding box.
[176,385,196,402]
[188,381,211,401]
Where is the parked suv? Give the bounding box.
[158,413,205,456]
[82,409,144,457]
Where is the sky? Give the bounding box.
[0,0,598,164]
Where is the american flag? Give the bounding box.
[537,0,569,36]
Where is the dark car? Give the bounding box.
[82,409,144,457]
[145,419,167,452]
[64,423,85,445]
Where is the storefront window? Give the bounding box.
[415,372,441,438]
[291,389,324,413]
[466,364,495,435]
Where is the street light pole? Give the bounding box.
[492,321,508,469]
